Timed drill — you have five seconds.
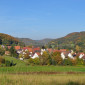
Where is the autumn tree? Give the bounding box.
[52,52,63,65]
[40,51,50,65]
[75,45,81,52]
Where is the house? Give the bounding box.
[20,58,24,60]
[41,48,46,55]
[33,47,40,53]
[68,53,74,59]
[23,47,33,52]
[79,53,85,59]
[15,46,21,50]
[61,50,74,59]
[17,49,23,54]
[47,48,53,53]
[61,52,69,59]
[5,51,10,55]
[60,49,67,52]
[31,52,40,59]
[7,46,11,49]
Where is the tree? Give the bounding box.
[9,46,18,57]
[0,46,5,56]
[75,45,81,52]
[24,51,30,59]
[40,51,49,65]
[0,56,5,65]
[52,52,63,65]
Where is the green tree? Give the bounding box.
[0,47,5,56]
[9,46,18,57]
[40,51,49,65]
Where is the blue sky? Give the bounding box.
[0,0,85,40]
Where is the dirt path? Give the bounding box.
[9,72,85,75]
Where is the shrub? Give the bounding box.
[0,56,5,64]
[33,58,40,65]
[5,60,16,67]
[5,60,11,67]
[63,58,72,66]
[0,48,5,56]
[28,58,34,65]
[28,58,40,65]
[70,58,77,66]
[77,58,84,66]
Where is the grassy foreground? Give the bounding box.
[0,74,85,85]
[0,56,85,73]
[0,56,85,85]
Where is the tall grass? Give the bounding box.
[0,74,85,85]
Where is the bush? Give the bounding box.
[5,60,11,67]
[63,58,72,66]
[33,58,40,65]
[28,58,40,65]
[77,58,84,66]
[0,56,5,64]
[0,48,5,56]
[28,58,34,65]
[5,60,16,67]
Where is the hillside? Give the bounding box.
[0,33,20,46]
[48,31,85,52]
[17,38,53,46]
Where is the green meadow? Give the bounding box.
[0,56,85,85]
[0,56,84,73]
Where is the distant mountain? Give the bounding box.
[17,38,53,46]
[48,31,85,52]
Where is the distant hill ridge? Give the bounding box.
[17,37,53,46]
[48,31,85,52]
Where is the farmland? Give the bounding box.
[0,56,85,85]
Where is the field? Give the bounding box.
[0,56,85,85]
[0,74,85,85]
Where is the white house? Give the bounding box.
[61,52,65,59]
[31,53,39,59]
[79,53,84,59]
[68,53,74,59]
[41,49,46,55]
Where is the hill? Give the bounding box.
[17,38,53,46]
[48,31,85,52]
[0,33,21,46]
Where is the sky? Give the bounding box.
[0,0,85,40]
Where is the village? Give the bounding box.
[4,45,85,61]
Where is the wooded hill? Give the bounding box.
[0,33,22,46]
[48,31,85,52]
[17,38,53,46]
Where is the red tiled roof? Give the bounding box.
[60,49,67,52]
[8,46,11,49]
[15,46,20,50]
[47,49,53,53]
[33,47,40,51]
[23,47,32,52]
[36,52,40,56]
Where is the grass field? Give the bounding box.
[0,56,85,73]
[0,56,85,85]
[0,74,85,85]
